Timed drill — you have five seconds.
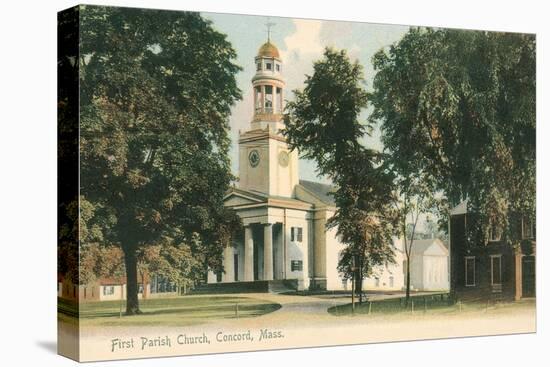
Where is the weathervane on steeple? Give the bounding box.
[265,18,276,42]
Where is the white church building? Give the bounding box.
[207,39,409,292]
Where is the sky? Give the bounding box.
[204,12,409,184]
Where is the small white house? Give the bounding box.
[407,238,450,291]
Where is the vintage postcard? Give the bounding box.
[57,4,536,362]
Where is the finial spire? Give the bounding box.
[265,18,276,42]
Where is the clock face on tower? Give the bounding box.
[278,151,289,167]
[248,149,260,167]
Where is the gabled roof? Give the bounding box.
[223,187,267,207]
[410,238,449,256]
[223,186,313,210]
[450,200,468,215]
[298,179,336,206]
[224,186,267,201]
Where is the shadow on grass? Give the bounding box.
[81,303,281,320]
[58,295,282,327]
[328,294,453,316]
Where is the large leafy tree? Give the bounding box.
[333,148,398,299]
[78,6,242,314]
[284,48,397,300]
[58,8,80,286]
[369,28,535,250]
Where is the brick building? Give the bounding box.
[449,201,536,301]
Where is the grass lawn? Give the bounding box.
[328,294,535,317]
[58,295,281,327]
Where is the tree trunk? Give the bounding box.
[356,256,363,304]
[405,254,411,307]
[351,255,355,313]
[123,247,141,315]
[351,275,355,314]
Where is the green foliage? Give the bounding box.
[369,28,535,247]
[80,243,125,285]
[284,48,368,177]
[140,237,199,288]
[76,5,243,312]
[332,148,398,281]
[284,48,397,288]
[58,7,80,284]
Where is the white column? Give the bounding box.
[272,84,277,114]
[280,87,284,111]
[223,246,234,283]
[253,86,257,115]
[244,226,254,281]
[264,224,274,281]
[283,221,288,279]
[261,85,265,113]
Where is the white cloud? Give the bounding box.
[278,19,325,97]
[278,19,333,183]
[281,19,324,58]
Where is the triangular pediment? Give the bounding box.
[423,240,449,256]
[224,188,267,207]
[411,239,449,256]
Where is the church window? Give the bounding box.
[255,86,262,113]
[291,260,303,271]
[276,64,280,72]
[256,62,262,71]
[264,85,273,112]
[266,62,272,70]
[291,227,303,242]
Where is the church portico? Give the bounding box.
[210,192,314,290]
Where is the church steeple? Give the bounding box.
[251,28,285,132]
[237,29,298,198]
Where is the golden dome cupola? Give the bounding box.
[252,38,285,129]
[257,41,280,58]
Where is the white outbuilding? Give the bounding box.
[406,238,450,291]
